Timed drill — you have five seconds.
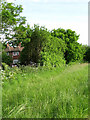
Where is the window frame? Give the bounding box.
[13,52,19,56]
[13,59,19,64]
[7,52,9,56]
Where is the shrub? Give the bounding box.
[2,52,13,66]
[41,36,66,68]
[83,46,90,63]
[51,28,85,63]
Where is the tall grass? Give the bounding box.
[2,63,88,118]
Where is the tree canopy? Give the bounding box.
[1,1,26,41]
[51,28,85,63]
[1,1,88,68]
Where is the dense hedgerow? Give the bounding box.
[51,28,86,63]
[41,36,66,68]
[20,25,66,68]
[19,26,86,67]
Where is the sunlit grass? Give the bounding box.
[2,63,88,118]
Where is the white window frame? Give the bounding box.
[13,59,18,64]
[13,52,19,56]
[7,52,9,56]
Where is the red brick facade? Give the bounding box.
[5,43,24,66]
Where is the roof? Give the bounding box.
[5,46,24,52]
[5,43,24,52]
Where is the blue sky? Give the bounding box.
[7,0,88,45]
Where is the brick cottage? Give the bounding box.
[5,43,24,66]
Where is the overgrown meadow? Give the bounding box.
[1,1,89,118]
[1,63,88,118]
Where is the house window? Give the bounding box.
[13,59,18,64]
[13,52,19,56]
[7,52,9,56]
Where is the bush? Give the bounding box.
[19,26,85,67]
[41,36,66,68]
[51,28,85,63]
[2,52,13,66]
[1,62,10,70]
[83,46,90,63]
[19,25,50,65]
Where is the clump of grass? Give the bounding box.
[2,63,88,118]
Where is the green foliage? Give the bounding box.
[19,25,86,67]
[20,25,66,68]
[83,45,90,62]
[1,1,86,66]
[30,25,50,63]
[1,64,22,81]
[1,62,9,71]
[41,36,66,68]
[19,43,31,65]
[66,42,86,63]
[12,24,31,46]
[1,1,26,41]
[51,28,85,63]
[2,52,13,65]
[20,25,50,65]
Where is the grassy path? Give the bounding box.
[2,63,88,118]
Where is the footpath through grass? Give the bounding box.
[2,63,88,118]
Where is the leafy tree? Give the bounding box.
[1,1,26,41]
[20,25,50,65]
[66,42,85,63]
[51,28,85,63]
[19,43,30,65]
[20,25,66,68]
[7,24,32,47]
